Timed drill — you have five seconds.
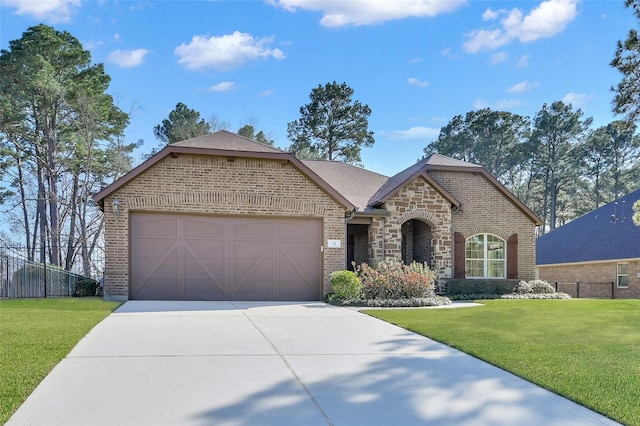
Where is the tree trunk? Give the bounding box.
[44,123,60,266]
[64,173,79,271]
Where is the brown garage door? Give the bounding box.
[130,213,322,301]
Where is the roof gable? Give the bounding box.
[92,131,354,210]
[537,189,640,265]
[171,130,284,153]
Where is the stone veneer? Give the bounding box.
[369,176,453,280]
[103,154,347,300]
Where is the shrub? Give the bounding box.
[355,258,436,300]
[445,279,518,296]
[329,270,361,301]
[502,279,570,299]
[74,279,100,297]
[502,293,571,300]
[336,296,451,308]
[513,279,556,294]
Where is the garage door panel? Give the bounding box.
[233,221,274,239]
[184,279,225,300]
[130,213,322,301]
[183,219,225,238]
[132,216,178,237]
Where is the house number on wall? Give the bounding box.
[327,240,341,248]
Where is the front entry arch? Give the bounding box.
[401,219,433,267]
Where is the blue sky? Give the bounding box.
[0,0,634,176]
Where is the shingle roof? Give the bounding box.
[172,130,283,153]
[536,189,640,265]
[301,160,389,211]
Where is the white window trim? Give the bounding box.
[466,234,506,279]
[617,262,629,288]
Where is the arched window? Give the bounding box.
[465,234,506,278]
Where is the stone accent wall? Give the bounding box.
[103,154,347,300]
[538,259,640,298]
[429,170,537,281]
[371,176,452,280]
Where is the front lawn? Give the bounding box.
[365,299,640,426]
[0,298,120,424]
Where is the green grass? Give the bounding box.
[0,298,120,424]
[365,299,640,426]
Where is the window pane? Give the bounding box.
[618,276,629,288]
[617,263,628,275]
[466,259,484,278]
[466,236,484,259]
[488,260,505,278]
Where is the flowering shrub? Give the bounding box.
[329,270,361,301]
[502,279,570,299]
[513,279,556,294]
[355,258,436,300]
[502,293,571,300]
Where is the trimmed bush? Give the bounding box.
[502,279,570,299]
[445,279,518,296]
[513,279,555,294]
[355,258,436,300]
[336,296,451,308]
[329,270,361,301]
[74,279,100,297]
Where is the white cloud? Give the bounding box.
[107,49,150,68]
[379,126,440,141]
[561,92,594,107]
[175,31,285,71]
[208,81,237,92]
[3,0,81,23]
[490,51,508,65]
[269,0,466,27]
[507,80,539,93]
[464,28,509,53]
[516,54,531,68]
[464,0,578,53]
[482,8,503,21]
[407,77,429,88]
[258,89,275,97]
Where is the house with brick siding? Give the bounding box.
[537,189,640,298]
[94,131,541,301]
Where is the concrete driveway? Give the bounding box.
[8,301,617,426]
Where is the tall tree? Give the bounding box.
[287,81,374,163]
[0,24,129,271]
[153,102,210,145]
[612,0,640,126]
[527,101,592,233]
[424,108,530,184]
[237,124,274,146]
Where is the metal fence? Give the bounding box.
[0,248,91,298]
[555,281,616,299]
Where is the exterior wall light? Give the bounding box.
[112,198,121,219]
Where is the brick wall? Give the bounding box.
[103,154,347,300]
[429,170,537,281]
[538,259,640,298]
